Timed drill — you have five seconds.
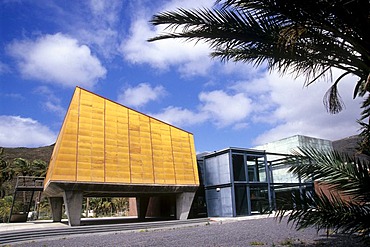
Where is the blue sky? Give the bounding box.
[0,0,363,152]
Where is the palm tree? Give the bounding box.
[9,158,48,216]
[149,0,370,150]
[10,158,47,178]
[277,147,370,241]
[0,196,14,223]
[0,148,13,198]
[111,197,129,216]
[88,197,114,217]
[149,0,370,241]
[31,160,48,177]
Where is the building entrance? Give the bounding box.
[233,153,270,216]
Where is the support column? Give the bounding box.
[136,196,149,220]
[48,197,63,222]
[63,191,83,226]
[176,192,195,220]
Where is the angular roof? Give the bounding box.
[44,87,199,189]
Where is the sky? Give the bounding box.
[0,0,363,153]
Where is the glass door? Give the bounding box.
[246,155,266,182]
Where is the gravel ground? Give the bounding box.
[12,217,367,247]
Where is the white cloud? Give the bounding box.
[199,90,252,127]
[44,101,65,116]
[74,0,122,59]
[2,93,25,101]
[117,83,166,108]
[119,0,266,79]
[119,0,215,75]
[8,33,106,88]
[120,18,212,73]
[160,0,214,11]
[247,70,362,145]
[77,28,119,59]
[0,116,57,148]
[0,61,10,74]
[152,89,253,128]
[152,106,207,127]
[88,0,121,25]
[34,86,66,117]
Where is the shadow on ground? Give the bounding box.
[277,234,368,247]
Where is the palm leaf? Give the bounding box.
[277,189,370,240]
[149,0,370,114]
[275,146,370,243]
[289,147,370,202]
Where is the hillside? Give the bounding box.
[332,135,368,161]
[1,135,367,164]
[1,144,54,163]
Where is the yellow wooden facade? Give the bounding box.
[45,87,199,187]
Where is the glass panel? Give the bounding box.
[232,154,246,181]
[247,156,266,182]
[271,164,299,183]
[234,185,248,216]
[250,185,269,214]
[257,157,266,182]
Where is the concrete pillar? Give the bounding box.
[49,197,63,222]
[136,196,149,220]
[128,197,138,216]
[63,191,83,226]
[176,192,195,220]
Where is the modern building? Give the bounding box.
[196,135,332,217]
[42,87,345,225]
[43,87,199,226]
[254,135,333,154]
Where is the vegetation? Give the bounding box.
[0,147,50,222]
[0,196,13,223]
[10,158,47,177]
[277,147,370,241]
[36,197,52,220]
[249,241,265,245]
[149,0,370,242]
[1,147,131,221]
[0,149,13,198]
[84,197,129,217]
[0,146,52,199]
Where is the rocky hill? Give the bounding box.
[0,135,367,165]
[332,135,368,161]
[1,144,54,163]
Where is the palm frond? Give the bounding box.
[358,120,370,156]
[289,147,370,202]
[323,81,346,114]
[277,189,370,240]
[149,0,370,115]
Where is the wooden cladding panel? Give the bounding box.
[46,87,199,186]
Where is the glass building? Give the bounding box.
[197,147,315,217]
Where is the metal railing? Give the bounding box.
[15,176,44,190]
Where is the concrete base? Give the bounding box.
[49,197,63,222]
[63,191,83,226]
[136,196,149,220]
[176,192,195,220]
[128,197,138,216]
[44,182,199,225]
